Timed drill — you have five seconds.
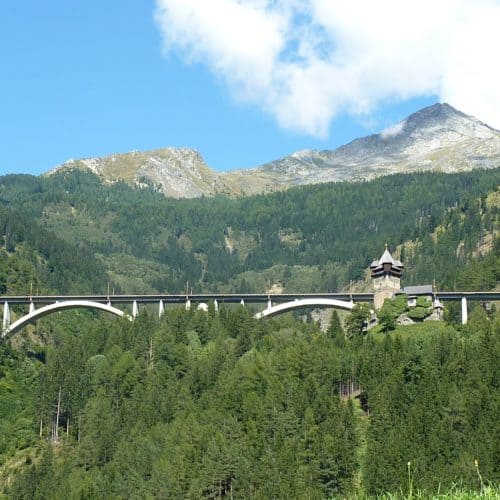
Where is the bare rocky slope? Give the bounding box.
[50,148,238,198]
[49,103,500,197]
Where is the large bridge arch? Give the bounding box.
[3,300,131,338]
[255,298,355,319]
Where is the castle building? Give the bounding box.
[370,245,404,310]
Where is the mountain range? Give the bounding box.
[50,103,500,198]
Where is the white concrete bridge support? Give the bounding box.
[2,303,10,333]
[214,299,218,312]
[29,301,35,314]
[461,296,468,325]
[132,300,139,318]
[159,300,165,318]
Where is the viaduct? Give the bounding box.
[1,247,498,337]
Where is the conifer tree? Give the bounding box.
[326,309,344,344]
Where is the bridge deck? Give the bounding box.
[2,291,498,336]
[0,293,373,304]
[0,291,498,305]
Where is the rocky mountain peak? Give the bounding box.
[385,102,497,141]
[47,104,500,198]
[406,102,464,124]
[226,103,500,193]
[49,147,238,198]
[332,103,498,161]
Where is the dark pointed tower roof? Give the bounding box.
[370,244,403,278]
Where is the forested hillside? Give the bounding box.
[0,169,498,497]
[0,205,106,294]
[0,168,498,295]
[1,305,499,497]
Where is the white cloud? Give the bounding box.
[154,0,500,136]
[381,120,406,139]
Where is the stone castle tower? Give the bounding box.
[370,245,404,310]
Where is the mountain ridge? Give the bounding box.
[49,103,500,198]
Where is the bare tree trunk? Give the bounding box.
[147,336,154,370]
[54,385,62,443]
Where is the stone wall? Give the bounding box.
[373,274,401,309]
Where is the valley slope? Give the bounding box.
[1,168,498,296]
[0,165,498,500]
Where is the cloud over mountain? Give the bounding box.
[154,0,500,137]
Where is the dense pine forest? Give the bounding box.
[1,305,498,497]
[0,169,498,497]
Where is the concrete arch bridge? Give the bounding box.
[0,293,369,338]
[1,291,496,338]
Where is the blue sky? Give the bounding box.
[1,1,497,175]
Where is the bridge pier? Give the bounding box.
[461,296,468,325]
[29,301,35,314]
[185,299,191,310]
[159,300,165,318]
[132,300,139,318]
[2,302,10,335]
[240,299,245,306]
[214,299,218,312]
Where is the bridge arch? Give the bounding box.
[255,298,355,319]
[3,300,131,338]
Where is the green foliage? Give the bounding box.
[378,295,409,332]
[406,305,431,320]
[0,168,499,497]
[360,317,500,496]
[326,309,345,345]
[345,304,371,338]
[1,306,499,497]
[378,295,433,331]
[407,297,433,320]
[0,205,107,294]
[0,345,38,459]
[0,168,498,294]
